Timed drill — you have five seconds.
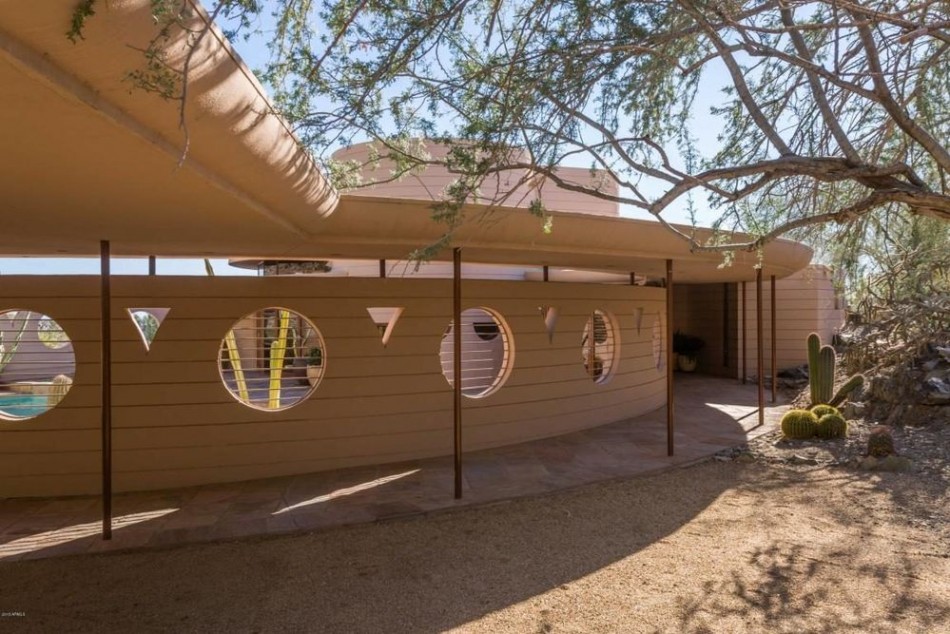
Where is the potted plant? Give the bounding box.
[673,331,705,372]
[306,346,323,386]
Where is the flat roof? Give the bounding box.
[0,0,337,257]
[0,2,811,283]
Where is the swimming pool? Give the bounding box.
[0,393,51,419]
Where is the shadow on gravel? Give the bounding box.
[0,464,743,633]
[673,540,950,634]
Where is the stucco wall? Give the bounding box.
[0,276,665,497]
[332,143,620,216]
[738,266,844,378]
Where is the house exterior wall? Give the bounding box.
[737,265,844,379]
[0,275,666,497]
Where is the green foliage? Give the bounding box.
[256,0,948,254]
[810,404,840,419]
[672,331,705,358]
[781,409,818,440]
[867,426,895,457]
[818,210,949,320]
[816,413,848,439]
[806,333,863,407]
[67,0,97,43]
[132,311,160,345]
[307,347,323,367]
[37,316,69,349]
[0,312,28,374]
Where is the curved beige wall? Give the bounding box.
[0,276,665,497]
[739,265,845,377]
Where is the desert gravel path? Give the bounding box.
[0,460,946,633]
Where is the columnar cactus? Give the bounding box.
[829,374,865,407]
[806,332,864,407]
[816,413,848,439]
[807,333,822,406]
[781,409,818,439]
[817,346,835,404]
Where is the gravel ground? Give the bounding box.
[0,453,947,634]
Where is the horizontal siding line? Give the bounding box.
[86,395,663,450]
[110,450,452,476]
[45,376,664,409]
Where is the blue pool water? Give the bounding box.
[0,394,51,419]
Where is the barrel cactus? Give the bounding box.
[811,404,840,419]
[867,426,895,457]
[816,413,848,439]
[806,332,865,407]
[781,409,818,439]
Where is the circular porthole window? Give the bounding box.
[582,310,618,384]
[0,310,75,420]
[219,308,325,411]
[440,307,513,398]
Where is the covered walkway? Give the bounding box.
[0,375,786,562]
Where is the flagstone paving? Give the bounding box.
[0,375,785,561]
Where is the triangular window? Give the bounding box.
[366,307,404,346]
[127,308,170,351]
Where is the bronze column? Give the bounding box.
[771,275,777,403]
[666,259,674,456]
[756,268,764,427]
[100,240,113,539]
[453,248,463,499]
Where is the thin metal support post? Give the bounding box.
[100,240,113,540]
[666,259,674,456]
[630,272,636,286]
[453,248,463,499]
[771,275,777,403]
[148,255,156,276]
[379,259,386,279]
[543,265,549,282]
[756,268,764,427]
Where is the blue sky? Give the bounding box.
[0,257,252,276]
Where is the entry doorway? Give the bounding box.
[672,283,739,379]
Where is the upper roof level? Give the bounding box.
[332,142,620,217]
